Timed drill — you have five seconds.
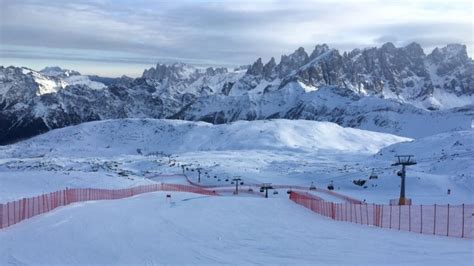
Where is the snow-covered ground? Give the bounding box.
[0,118,472,264]
[0,118,472,204]
[1,192,472,265]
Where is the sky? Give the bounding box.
[0,0,472,77]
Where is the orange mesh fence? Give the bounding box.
[0,184,217,229]
[273,185,362,204]
[289,191,474,239]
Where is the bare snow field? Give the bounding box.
[0,119,473,265]
[1,192,472,265]
[0,119,471,204]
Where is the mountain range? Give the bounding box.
[0,42,473,144]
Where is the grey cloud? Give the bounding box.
[0,0,472,73]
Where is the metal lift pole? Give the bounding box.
[392,155,417,205]
[233,177,242,194]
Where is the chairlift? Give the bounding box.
[217,179,221,182]
[231,181,235,185]
[260,187,264,193]
[248,188,253,192]
[287,190,292,194]
[240,182,244,185]
[369,169,378,179]
[225,178,229,182]
[273,190,279,195]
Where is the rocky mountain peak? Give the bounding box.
[246,58,264,76]
[1,42,472,145]
[206,67,228,76]
[428,44,469,64]
[142,62,201,83]
[262,57,276,80]
[309,44,330,60]
[276,47,309,78]
[380,42,397,52]
[402,42,425,58]
[40,66,81,77]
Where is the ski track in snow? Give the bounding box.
[0,118,472,264]
[0,192,472,265]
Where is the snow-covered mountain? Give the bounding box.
[0,118,409,159]
[1,42,473,144]
[174,43,473,137]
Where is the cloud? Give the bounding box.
[0,0,472,75]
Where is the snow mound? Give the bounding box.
[1,119,410,158]
[377,130,474,177]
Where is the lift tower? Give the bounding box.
[392,155,417,205]
[232,176,242,195]
[260,183,274,198]
[196,167,203,183]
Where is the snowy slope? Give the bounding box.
[0,192,471,265]
[0,118,411,202]
[1,118,472,205]
[0,118,409,158]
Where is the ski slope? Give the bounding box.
[0,118,472,204]
[0,192,471,265]
[0,118,409,202]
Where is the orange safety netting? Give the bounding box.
[0,184,217,229]
[289,191,474,239]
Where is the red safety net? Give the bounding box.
[289,191,474,239]
[0,183,217,229]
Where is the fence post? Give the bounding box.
[331,203,335,219]
[366,204,369,225]
[0,204,3,229]
[372,204,376,226]
[409,204,411,232]
[446,204,449,237]
[420,205,423,234]
[461,204,465,238]
[7,202,10,227]
[433,204,437,235]
[389,205,392,229]
[22,198,26,221]
[398,204,401,230]
[381,205,384,228]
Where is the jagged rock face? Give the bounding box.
[426,44,473,96]
[310,44,330,60]
[1,42,473,144]
[40,66,81,78]
[0,64,241,144]
[0,67,38,108]
[275,47,309,78]
[0,67,167,144]
[262,57,276,80]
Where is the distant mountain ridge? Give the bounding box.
[0,42,473,144]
